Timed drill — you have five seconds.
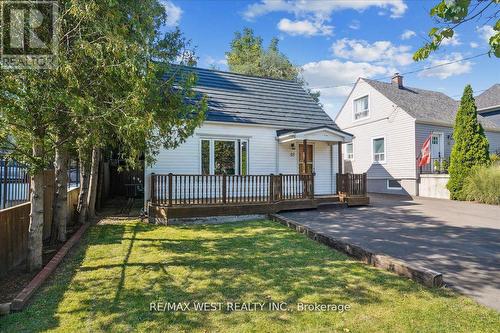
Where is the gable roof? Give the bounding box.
[362,78,499,130]
[170,66,337,130]
[476,84,500,111]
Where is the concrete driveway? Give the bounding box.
[280,194,500,310]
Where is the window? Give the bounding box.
[201,140,210,175]
[387,179,402,190]
[353,95,369,120]
[372,137,385,163]
[346,143,354,160]
[200,139,248,175]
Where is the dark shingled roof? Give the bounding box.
[362,78,499,129]
[171,66,337,130]
[475,84,500,111]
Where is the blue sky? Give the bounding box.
[162,0,499,118]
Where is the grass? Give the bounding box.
[463,164,500,205]
[1,219,498,332]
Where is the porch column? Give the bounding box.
[303,139,308,174]
[337,142,343,174]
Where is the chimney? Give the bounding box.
[392,73,403,88]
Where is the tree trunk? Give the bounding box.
[87,146,100,219]
[27,142,44,271]
[77,149,90,224]
[52,144,69,242]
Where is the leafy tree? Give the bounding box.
[226,28,319,103]
[447,85,490,200]
[0,0,206,270]
[414,0,499,60]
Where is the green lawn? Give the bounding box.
[1,220,498,332]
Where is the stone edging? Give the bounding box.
[5,223,91,313]
[269,213,443,288]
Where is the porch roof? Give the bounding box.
[276,126,353,144]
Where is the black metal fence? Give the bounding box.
[0,157,80,210]
[418,158,449,174]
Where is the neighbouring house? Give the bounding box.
[335,74,500,198]
[145,67,362,223]
[476,84,500,127]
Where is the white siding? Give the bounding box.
[336,79,417,181]
[145,122,340,203]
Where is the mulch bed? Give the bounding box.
[0,225,81,304]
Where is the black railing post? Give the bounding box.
[2,159,8,209]
[168,173,173,207]
[222,174,227,204]
[269,174,274,202]
[150,173,156,205]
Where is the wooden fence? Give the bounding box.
[0,171,80,277]
[150,173,314,206]
[337,173,367,196]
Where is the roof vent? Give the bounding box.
[392,73,403,88]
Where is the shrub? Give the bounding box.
[463,165,500,205]
[447,85,490,200]
[491,153,500,166]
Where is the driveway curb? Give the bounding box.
[10,223,90,312]
[269,213,443,288]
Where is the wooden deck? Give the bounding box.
[148,173,368,222]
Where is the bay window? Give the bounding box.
[200,138,248,175]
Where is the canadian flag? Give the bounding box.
[418,135,431,167]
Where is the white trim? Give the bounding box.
[352,94,370,122]
[387,179,403,190]
[371,136,386,164]
[198,138,248,175]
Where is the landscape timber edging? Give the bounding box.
[9,222,91,312]
[269,213,443,288]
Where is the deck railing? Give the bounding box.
[418,158,449,174]
[337,173,367,196]
[150,173,314,206]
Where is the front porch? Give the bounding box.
[148,172,368,222]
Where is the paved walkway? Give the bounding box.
[280,194,500,311]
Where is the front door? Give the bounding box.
[431,133,443,172]
[298,144,314,174]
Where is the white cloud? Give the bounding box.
[477,25,495,42]
[470,42,479,48]
[243,0,407,21]
[331,38,413,66]
[205,56,228,67]
[349,20,360,30]
[400,30,416,40]
[440,33,461,46]
[418,53,472,79]
[301,59,392,115]
[162,1,182,27]
[277,18,333,36]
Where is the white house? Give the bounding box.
[145,67,356,221]
[335,74,500,197]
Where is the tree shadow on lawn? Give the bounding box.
[0,219,480,332]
